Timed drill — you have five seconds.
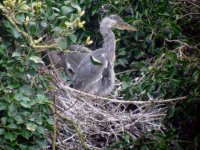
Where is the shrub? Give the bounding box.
[0,0,82,149]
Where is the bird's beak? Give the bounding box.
[116,22,137,32]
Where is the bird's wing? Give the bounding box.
[68,44,91,53]
[72,49,108,90]
[48,51,65,68]
[66,45,92,71]
[48,44,92,78]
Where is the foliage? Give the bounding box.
[0,0,199,149]
[0,0,83,149]
[76,0,200,149]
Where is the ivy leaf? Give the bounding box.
[40,21,48,28]
[20,100,36,108]
[3,20,21,38]
[9,103,17,114]
[26,123,37,132]
[7,123,18,129]
[59,38,68,49]
[37,126,45,134]
[29,22,39,35]
[60,6,74,15]
[71,3,81,12]
[5,132,17,141]
[14,115,24,124]
[69,34,77,43]
[52,7,60,12]
[21,130,32,139]
[12,52,21,57]
[90,55,102,65]
[15,13,25,24]
[0,129,5,135]
[167,105,175,118]
[0,102,7,110]
[29,56,44,64]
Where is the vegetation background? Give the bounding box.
[0,0,199,149]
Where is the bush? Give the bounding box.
[77,0,200,149]
[0,0,83,149]
[0,0,199,149]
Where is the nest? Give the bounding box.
[41,66,186,149]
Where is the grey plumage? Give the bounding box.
[64,45,92,78]
[72,15,137,96]
[48,15,137,96]
[48,44,91,78]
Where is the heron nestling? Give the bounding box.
[71,15,137,96]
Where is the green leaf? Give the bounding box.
[167,105,175,118]
[20,86,34,96]
[15,13,25,24]
[60,6,74,15]
[37,126,45,134]
[135,50,145,59]
[7,123,18,129]
[0,102,7,110]
[1,117,7,124]
[90,55,102,65]
[20,101,33,108]
[37,94,48,104]
[71,3,81,12]
[40,21,48,28]
[21,130,32,139]
[26,123,37,131]
[5,132,17,141]
[12,52,21,57]
[52,7,60,12]
[69,34,77,43]
[2,20,21,38]
[0,128,5,135]
[9,103,17,114]
[14,115,24,124]
[29,22,39,35]
[29,56,44,64]
[59,38,68,49]
[46,118,53,125]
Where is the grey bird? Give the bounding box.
[48,44,91,78]
[72,15,137,96]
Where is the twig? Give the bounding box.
[176,13,200,21]
[64,85,187,105]
[51,104,57,150]
[116,69,138,75]
[0,5,61,53]
[178,0,200,9]
[48,105,90,150]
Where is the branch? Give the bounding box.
[64,85,187,105]
[49,105,90,150]
[116,69,138,75]
[0,5,61,53]
[178,0,200,9]
[176,13,200,21]
[51,104,57,150]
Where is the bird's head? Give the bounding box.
[100,15,137,31]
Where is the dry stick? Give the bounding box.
[177,13,200,21]
[179,0,200,9]
[51,103,57,150]
[64,85,187,105]
[115,69,138,75]
[49,105,90,150]
[0,5,60,52]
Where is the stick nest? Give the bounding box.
[42,67,186,149]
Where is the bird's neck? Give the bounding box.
[100,27,116,62]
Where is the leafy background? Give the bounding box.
[0,0,83,149]
[76,0,200,149]
[0,0,200,149]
